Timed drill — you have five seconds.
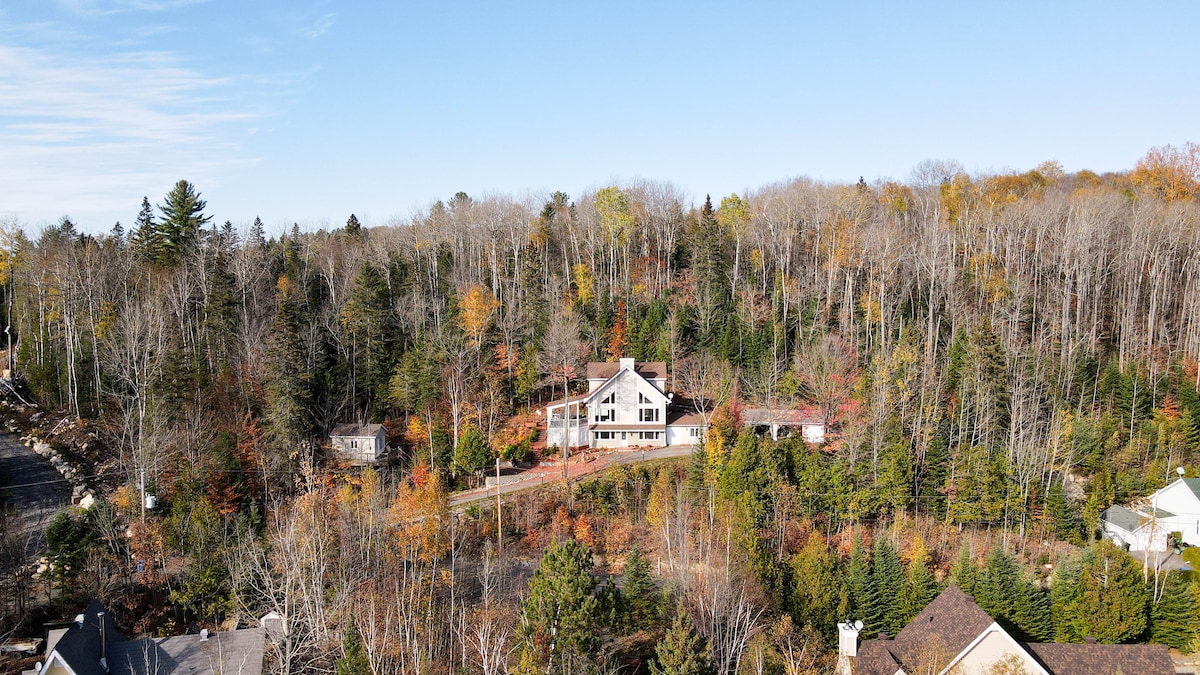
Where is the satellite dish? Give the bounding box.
[1177,466,1186,476]
[854,620,864,631]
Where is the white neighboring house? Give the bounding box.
[1102,477,1200,552]
[330,423,387,464]
[545,358,704,450]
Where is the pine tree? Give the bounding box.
[949,545,978,596]
[130,196,163,263]
[870,538,907,635]
[345,213,363,238]
[845,533,873,627]
[652,608,709,675]
[975,548,1020,623]
[1150,571,1199,651]
[1011,576,1053,642]
[623,543,659,629]
[519,540,599,671]
[1052,540,1149,643]
[335,618,371,675]
[157,179,212,266]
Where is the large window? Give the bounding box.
[595,431,615,440]
[639,408,660,422]
[638,431,660,440]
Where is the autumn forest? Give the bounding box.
[4,144,1200,674]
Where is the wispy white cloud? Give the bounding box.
[54,0,210,18]
[0,43,261,226]
[301,12,338,39]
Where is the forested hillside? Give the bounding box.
[3,144,1200,673]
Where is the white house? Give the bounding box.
[1103,477,1200,552]
[545,358,704,450]
[330,423,387,464]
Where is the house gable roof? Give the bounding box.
[1181,478,1200,501]
[885,584,996,671]
[49,601,126,675]
[586,361,667,381]
[106,628,267,675]
[851,585,1177,675]
[585,365,668,406]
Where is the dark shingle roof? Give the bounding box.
[106,628,267,675]
[887,584,996,670]
[1025,642,1174,675]
[586,361,667,380]
[850,585,1178,675]
[852,640,902,675]
[50,601,126,675]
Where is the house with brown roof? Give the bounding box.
[544,358,704,450]
[837,584,1174,675]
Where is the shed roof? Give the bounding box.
[331,423,385,438]
[1102,505,1142,533]
[741,407,823,426]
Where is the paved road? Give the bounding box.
[450,443,694,507]
[0,432,71,555]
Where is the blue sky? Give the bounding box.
[2,1,1197,234]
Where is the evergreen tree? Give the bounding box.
[949,545,978,596]
[519,540,599,671]
[1052,540,1149,643]
[1011,575,1053,642]
[345,213,363,238]
[157,179,212,266]
[249,216,266,248]
[623,543,659,629]
[975,548,1020,624]
[130,196,162,263]
[1047,479,1084,545]
[790,534,843,640]
[870,538,907,635]
[335,618,371,675]
[651,608,709,675]
[1150,571,1199,651]
[845,533,873,627]
[454,426,494,484]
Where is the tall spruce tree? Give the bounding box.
[651,609,709,675]
[870,538,908,635]
[623,543,659,629]
[1150,571,1199,651]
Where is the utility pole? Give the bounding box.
[496,456,502,557]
